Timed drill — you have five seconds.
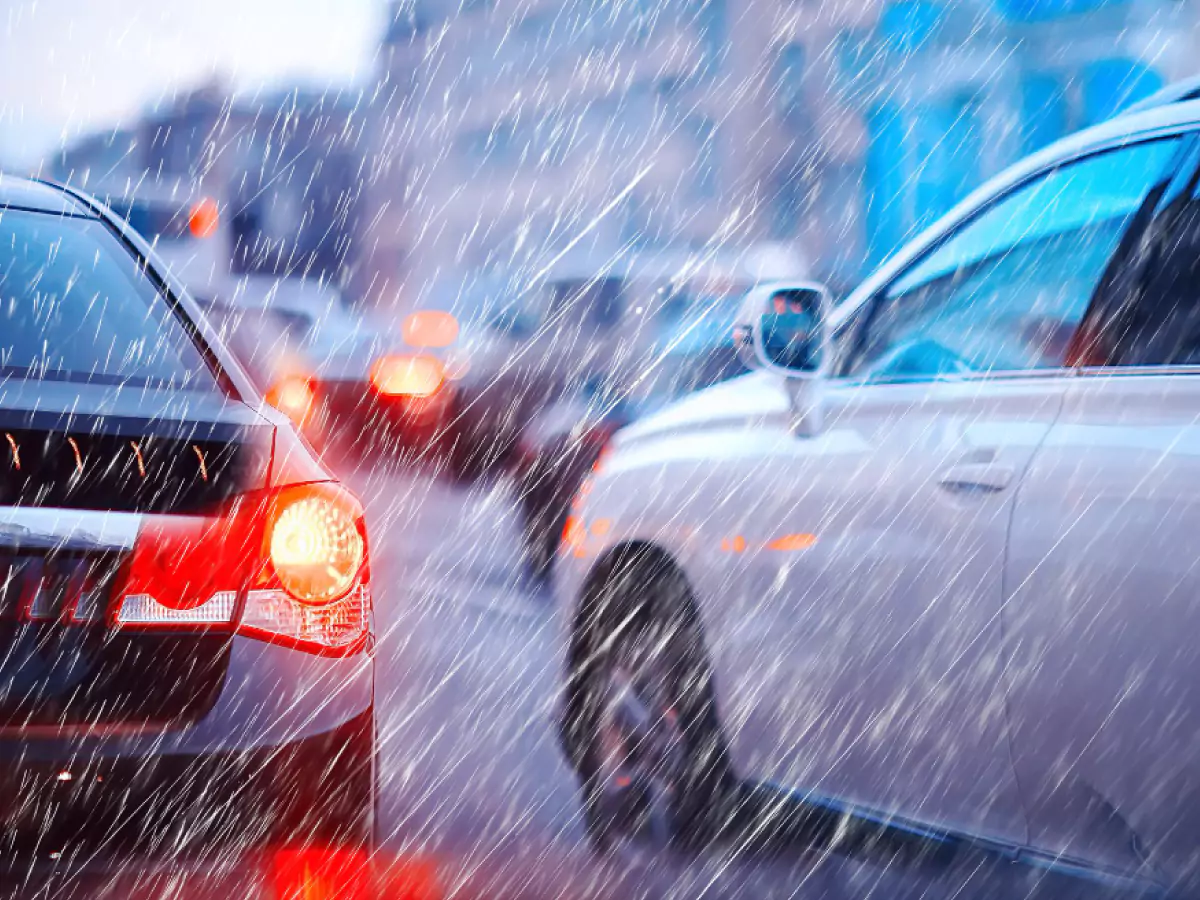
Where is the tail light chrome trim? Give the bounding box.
[0,507,140,553]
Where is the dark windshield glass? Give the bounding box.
[0,210,216,390]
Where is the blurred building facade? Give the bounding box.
[49,82,369,289]
[363,0,1199,306]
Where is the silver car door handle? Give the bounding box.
[938,462,1015,494]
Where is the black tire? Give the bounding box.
[562,551,739,854]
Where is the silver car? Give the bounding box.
[555,98,1200,892]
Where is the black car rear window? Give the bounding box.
[0,209,216,391]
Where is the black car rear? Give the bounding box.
[0,180,375,880]
[0,394,269,733]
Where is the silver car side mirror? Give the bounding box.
[735,282,833,435]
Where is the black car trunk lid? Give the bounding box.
[0,382,273,729]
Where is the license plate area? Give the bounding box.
[0,551,230,728]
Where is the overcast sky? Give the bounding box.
[0,0,382,169]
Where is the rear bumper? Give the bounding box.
[311,378,455,450]
[452,373,557,451]
[0,636,377,867]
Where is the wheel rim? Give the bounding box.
[593,622,687,844]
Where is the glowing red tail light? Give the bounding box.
[114,481,372,655]
[241,482,371,652]
[370,354,444,398]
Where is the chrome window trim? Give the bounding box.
[0,507,142,552]
[1075,365,1200,378]
[833,367,1077,391]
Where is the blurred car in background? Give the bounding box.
[445,271,621,479]
[434,244,806,479]
[98,181,232,299]
[513,289,751,580]
[426,272,538,477]
[196,277,455,455]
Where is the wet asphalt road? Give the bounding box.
[346,458,1163,900]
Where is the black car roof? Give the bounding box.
[0,175,89,216]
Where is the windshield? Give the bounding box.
[0,210,215,390]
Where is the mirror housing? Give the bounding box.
[735,282,833,435]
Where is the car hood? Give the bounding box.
[611,370,790,452]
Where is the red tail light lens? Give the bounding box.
[370,354,444,398]
[117,497,265,627]
[113,482,372,655]
[267,484,365,605]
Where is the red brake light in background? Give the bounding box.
[370,354,445,398]
[268,847,375,900]
[402,310,459,348]
[266,375,318,428]
[188,197,220,239]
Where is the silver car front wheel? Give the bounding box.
[564,553,739,854]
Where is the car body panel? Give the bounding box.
[0,379,266,433]
[557,98,1200,886]
[1006,369,1200,883]
[569,372,1068,845]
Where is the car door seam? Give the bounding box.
[995,381,1068,852]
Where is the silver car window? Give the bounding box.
[846,139,1180,382]
[1081,163,1200,367]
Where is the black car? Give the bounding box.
[514,300,748,580]
[0,178,375,883]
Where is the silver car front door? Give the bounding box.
[1005,136,1200,883]
[716,136,1182,848]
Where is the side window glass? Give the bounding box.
[1090,171,1200,367]
[847,139,1179,382]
